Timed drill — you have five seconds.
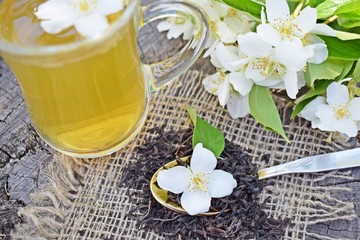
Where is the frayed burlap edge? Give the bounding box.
[11,155,89,240]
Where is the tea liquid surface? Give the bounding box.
[0,0,147,155]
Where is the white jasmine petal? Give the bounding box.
[203,38,219,58]
[311,24,336,37]
[257,23,282,46]
[157,166,190,194]
[210,51,223,69]
[349,98,360,120]
[157,21,172,32]
[294,7,317,36]
[74,14,109,38]
[245,61,267,82]
[300,96,326,121]
[228,72,253,96]
[265,0,290,24]
[224,16,251,35]
[202,73,222,96]
[238,32,272,58]
[307,43,328,64]
[190,143,217,174]
[40,19,76,34]
[283,70,298,99]
[334,119,358,137]
[35,0,76,20]
[96,0,124,15]
[216,43,239,71]
[36,0,124,38]
[167,26,185,39]
[275,43,307,71]
[229,58,250,70]
[216,21,237,43]
[212,1,229,17]
[227,93,250,118]
[326,82,349,106]
[315,104,337,125]
[181,190,211,216]
[254,77,282,87]
[297,71,306,89]
[217,75,231,106]
[207,170,237,198]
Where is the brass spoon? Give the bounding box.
[150,156,222,216]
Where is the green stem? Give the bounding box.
[324,15,338,25]
[293,0,306,17]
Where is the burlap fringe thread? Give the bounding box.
[11,154,89,240]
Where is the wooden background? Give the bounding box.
[0,0,359,239]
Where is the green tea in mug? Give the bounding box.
[0,0,147,156]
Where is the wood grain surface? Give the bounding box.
[0,0,359,239]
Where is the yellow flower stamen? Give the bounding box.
[72,0,97,13]
[334,105,350,119]
[190,173,208,192]
[273,16,301,39]
[252,56,285,78]
[227,9,238,18]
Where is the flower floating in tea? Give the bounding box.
[35,0,124,38]
[157,143,237,216]
[300,82,360,139]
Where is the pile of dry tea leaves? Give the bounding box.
[119,126,290,239]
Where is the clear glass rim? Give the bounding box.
[0,0,138,57]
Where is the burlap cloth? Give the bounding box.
[12,66,359,239]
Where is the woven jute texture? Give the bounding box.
[13,69,358,240]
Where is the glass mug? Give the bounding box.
[0,0,208,158]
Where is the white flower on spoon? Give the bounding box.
[300,82,360,138]
[157,143,237,216]
[35,0,124,38]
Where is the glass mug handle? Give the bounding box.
[140,0,209,92]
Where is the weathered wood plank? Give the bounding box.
[0,1,359,239]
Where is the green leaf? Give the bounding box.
[192,118,225,158]
[297,80,333,103]
[291,96,317,119]
[336,60,354,80]
[334,0,360,14]
[316,0,354,19]
[186,107,197,125]
[354,61,360,82]
[186,107,225,158]
[305,58,344,87]
[220,0,262,18]
[308,0,327,7]
[249,85,290,142]
[337,8,360,28]
[336,30,360,40]
[321,36,360,60]
[338,17,360,28]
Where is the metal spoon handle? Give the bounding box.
[257,148,360,180]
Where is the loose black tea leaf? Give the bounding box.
[119,126,290,239]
